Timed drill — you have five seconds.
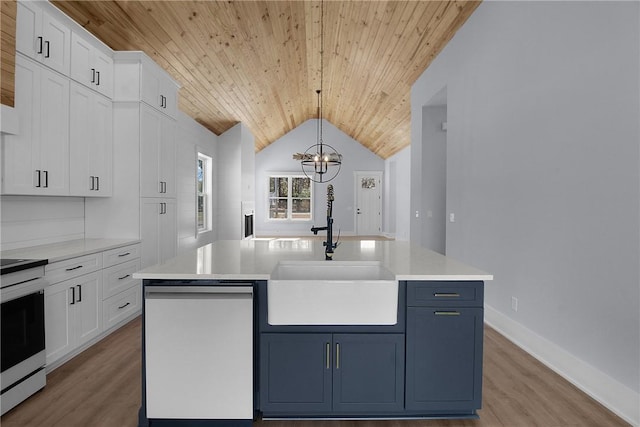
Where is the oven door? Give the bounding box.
[1,290,46,376]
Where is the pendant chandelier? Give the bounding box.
[293,0,342,183]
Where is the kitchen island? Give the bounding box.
[133,239,492,427]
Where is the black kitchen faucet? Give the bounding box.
[311,184,338,260]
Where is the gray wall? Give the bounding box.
[421,104,447,253]
[217,122,255,240]
[255,119,384,236]
[384,146,411,241]
[411,0,639,413]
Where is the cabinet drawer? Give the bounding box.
[103,284,141,331]
[46,253,103,284]
[407,281,483,307]
[102,259,141,300]
[102,244,140,268]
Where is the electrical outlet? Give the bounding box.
[511,296,518,312]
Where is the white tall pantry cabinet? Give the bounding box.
[85,52,179,268]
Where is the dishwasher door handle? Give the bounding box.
[145,285,253,299]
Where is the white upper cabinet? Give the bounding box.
[16,1,71,75]
[2,55,69,196]
[70,32,113,98]
[140,57,178,118]
[114,52,179,119]
[69,82,113,197]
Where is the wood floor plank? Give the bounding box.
[1,317,630,427]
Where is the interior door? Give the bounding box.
[355,171,382,235]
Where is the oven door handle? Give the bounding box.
[0,278,47,303]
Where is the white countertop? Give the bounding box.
[1,238,141,263]
[133,239,493,281]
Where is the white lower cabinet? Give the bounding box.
[44,243,141,369]
[103,284,141,331]
[44,271,102,366]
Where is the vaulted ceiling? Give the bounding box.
[53,1,480,159]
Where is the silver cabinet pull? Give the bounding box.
[326,343,330,369]
[434,311,461,316]
[77,285,82,302]
[70,287,75,305]
[35,170,41,188]
[433,292,460,297]
[90,176,95,190]
[96,70,100,86]
[43,170,48,188]
[37,36,43,54]
[91,68,96,83]
[96,176,99,191]
[336,343,340,369]
[44,40,50,58]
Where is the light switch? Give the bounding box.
[449,213,455,222]
[415,210,419,218]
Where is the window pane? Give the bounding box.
[269,199,288,219]
[270,177,288,197]
[292,177,310,198]
[292,199,311,220]
[197,195,205,228]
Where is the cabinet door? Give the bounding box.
[38,66,69,195]
[260,333,332,414]
[2,56,40,194]
[140,199,161,269]
[74,272,102,346]
[405,307,483,411]
[40,9,71,75]
[140,63,162,110]
[69,82,92,195]
[140,105,162,197]
[90,93,113,196]
[70,32,92,88]
[93,50,113,98]
[44,280,75,366]
[159,118,176,197]
[16,1,41,62]
[332,334,404,413]
[159,199,177,263]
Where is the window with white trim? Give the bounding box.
[197,153,213,232]
[268,175,312,220]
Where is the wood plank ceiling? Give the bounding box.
[52,1,480,159]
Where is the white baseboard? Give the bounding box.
[485,305,640,427]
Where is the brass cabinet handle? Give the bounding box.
[326,343,330,369]
[433,292,460,297]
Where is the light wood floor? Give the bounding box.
[1,317,629,427]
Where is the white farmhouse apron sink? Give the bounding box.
[267,260,398,325]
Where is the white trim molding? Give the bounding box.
[485,305,640,426]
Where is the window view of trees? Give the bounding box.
[269,176,311,220]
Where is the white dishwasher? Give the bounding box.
[144,284,254,420]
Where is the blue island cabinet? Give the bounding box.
[405,281,484,414]
[260,333,405,416]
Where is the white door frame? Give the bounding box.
[354,171,383,236]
